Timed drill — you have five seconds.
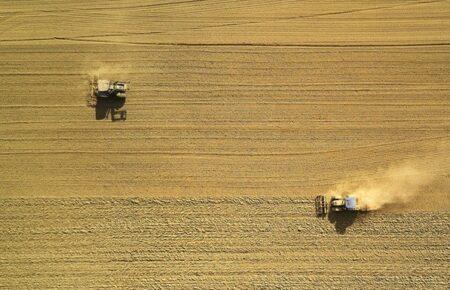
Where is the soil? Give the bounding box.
[1,198,449,288]
[1,0,449,288]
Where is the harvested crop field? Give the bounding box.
[1,198,449,288]
[1,0,449,288]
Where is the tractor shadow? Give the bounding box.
[95,97,126,120]
[327,210,365,234]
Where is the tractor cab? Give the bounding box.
[330,196,358,212]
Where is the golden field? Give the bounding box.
[0,0,449,288]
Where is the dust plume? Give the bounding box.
[87,63,132,80]
[328,157,449,211]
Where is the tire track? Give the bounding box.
[1,135,448,155]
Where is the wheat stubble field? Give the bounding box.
[1,0,449,288]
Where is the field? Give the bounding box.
[1,0,449,288]
[1,198,449,288]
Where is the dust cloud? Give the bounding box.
[87,64,132,79]
[328,156,449,211]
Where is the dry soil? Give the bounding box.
[0,0,449,288]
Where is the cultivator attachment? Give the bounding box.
[87,74,98,107]
[315,195,327,217]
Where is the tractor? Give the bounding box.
[87,75,128,121]
[315,194,366,217]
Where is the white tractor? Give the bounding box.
[87,75,128,121]
[315,194,366,216]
